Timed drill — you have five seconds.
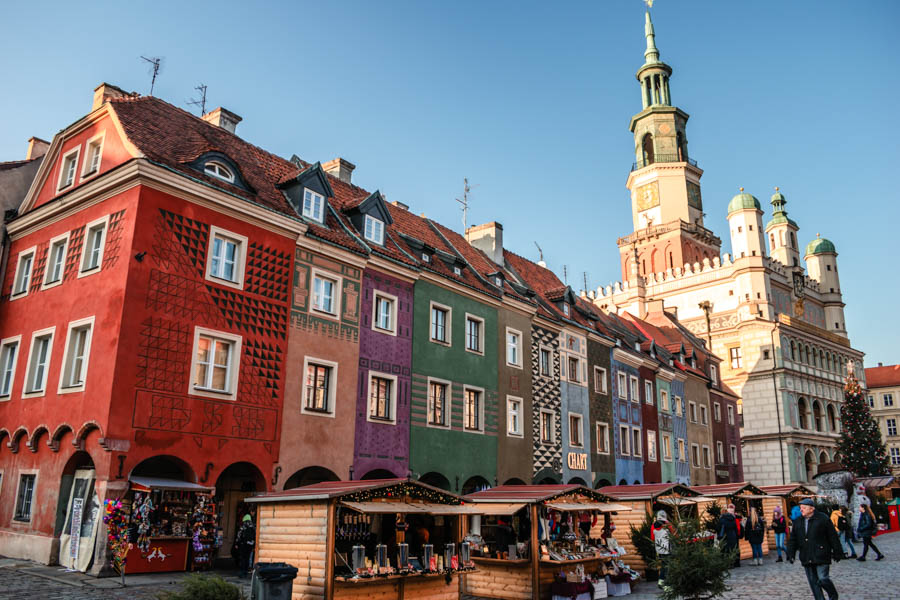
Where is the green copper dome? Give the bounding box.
[805,236,836,256]
[727,190,761,215]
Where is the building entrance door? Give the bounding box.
[58,468,101,571]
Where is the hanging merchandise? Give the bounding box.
[103,498,129,582]
[132,493,154,553]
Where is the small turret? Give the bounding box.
[727,188,766,259]
[636,11,673,110]
[765,187,800,267]
[805,234,846,336]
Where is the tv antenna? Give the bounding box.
[140,56,162,95]
[456,178,478,232]
[563,265,568,285]
[583,271,589,294]
[534,241,544,263]
[187,84,208,116]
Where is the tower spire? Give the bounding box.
[644,11,660,65]
[636,7,672,109]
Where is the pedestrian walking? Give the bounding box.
[651,510,675,588]
[235,513,256,578]
[744,507,766,565]
[787,498,843,600]
[831,506,857,558]
[856,503,885,561]
[718,503,742,568]
[771,506,788,562]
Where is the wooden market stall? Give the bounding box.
[691,482,769,561]
[758,484,816,551]
[596,483,701,575]
[461,485,632,600]
[248,478,474,600]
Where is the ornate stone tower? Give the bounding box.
[620,10,721,282]
[765,188,801,267]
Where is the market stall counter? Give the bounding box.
[122,477,218,574]
[247,478,475,600]
[758,484,816,551]
[691,482,770,561]
[463,485,633,600]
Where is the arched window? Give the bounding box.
[790,341,796,361]
[812,401,823,432]
[770,233,776,249]
[827,404,838,432]
[819,350,825,369]
[798,398,808,430]
[790,232,797,248]
[780,231,786,247]
[642,133,654,167]
[204,160,235,183]
[805,345,811,364]
[804,450,816,481]
[826,352,831,372]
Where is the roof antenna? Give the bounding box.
[187,83,208,116]
[563,265,568,285]
[456,178,478,233]
[583,271,589,294]
[140,56,162,95]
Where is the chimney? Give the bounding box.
[25,137,50,160]
[202,107,242,134]
[465,221,504,266]
[92,83,130,111]
[390,200,409,211]
[323,158,356,184]
[879,362,884,367]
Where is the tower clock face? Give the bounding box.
[636,181,660,211]
[687,182,702,210]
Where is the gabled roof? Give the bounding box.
[597,483,699,501]
[246,477,464,504]
[465,484,610,503]
[759,484,815,497]
[352,190,394,225]
[690,482,766,497]
[865,364,900,389]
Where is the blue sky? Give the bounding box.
[1,1,897,366]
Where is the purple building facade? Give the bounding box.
[353,267,415,479]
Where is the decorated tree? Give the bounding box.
[837,364,889,476]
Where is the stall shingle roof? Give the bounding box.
[465,484,610,503]
[597,483,699,501]
[690,482,766,497]
[246,478,464,503]
[759,484,816,497]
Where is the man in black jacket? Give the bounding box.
[787,499,843,600]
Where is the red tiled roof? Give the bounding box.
[597,483,698,500]
[465,484,610,503]
[865,364,900,389]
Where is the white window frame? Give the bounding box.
[594,367,607,394]
[700,404,708,425]
[717,441,725,463]
[81,132,105,180]
[660,389,669,413]
[363,215,385,245]
[12,469,38,523]
[23,326,55,398]
[367,371,398,425]
[426,377,452,429]
[596,421,610,454]
[205,226,248,289]
[57,145,81,192]
[540,409,555,444]
[727,404,735,425]
[465,313,485,355]
[568,413,584,448]
[617,372,627,399]
[702,445,712,469]
[189,327,242,401]
[539,346,552,376]
[629,375,639,403]
[731,445,739,465]
[78,215,110,277]
[631,427,642,458]
[11,246,37,298]
[0,335,22,400]
[204,160,235,183]
[884,394,894,408]
[619,424,630,456]
[311,269,341,319]
[42,232,71,289]
[678,439,687,462]
[689,401,698,423]
[463,385,485,433]
[429,302,452,346]
[302,187,325,222]
[887,418,897,437]
[710,364,718,386]
[301,356,338,418]
[662,433,672,460]
[644,381,653,404]
[372,291,398,336]
[506,395,523,437]
[58,316,94,394]
[506,327,523,368]
[691,443,701,467]
[891,448,900,466]
[647,429,657,462]
[713,402,721,422]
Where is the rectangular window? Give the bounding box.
[660,389,669,412]
[632,428,642,457]
[731,445,739,465]
[0,337,21,398]
[727,404,735,425]
[868,395,875,408]
[430,303,450,344]
[540,348,551,376]
[60,318,93,391]
[647,430,657,462]
[373,293,396,334]
[465,315,483,353]
[568,356,580,383]
[428,380,449,427]
[207,227,247,286]
[714,402,721,422]
[887,418,897,437]
[702,445,712,468]
[691,443,700,467]
[304,362,333,413]
[82,134,104,178]
[619,425,630,456]
[644,381,653,404]
[662,433,672,460]
[506,328,522,367]
[507,396,522,437]
[689,401,697,423]
[884,394,894,408]
[617,372,627,399]
[675,396,683,417]
[594,367,607,394]
[464,388,483,431]
[710,364,718,386]
[193,332,236,394]
[629,376,639,402]
[12,247,36,297]
[368,374,395,422]
[24,328,55,395]
[44,235,69,286]
[569,413,583,447]
[700,405,708,425]
[540,410,554,444]
[717,441,724,463]
[891,448,900,466]
[14,473,37,522]
[678,439,687,462]
[302,188,324,222]
[364,215,384,245]
[57,146,80,191]
[80,219,108,274]
[596,422,610,454]
[313,273,338,315]
[729,347,743,369]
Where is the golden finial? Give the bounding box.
[739,187,744,192]
[775,186,779,192]
[644,0,654,7]
[817,232,821,238]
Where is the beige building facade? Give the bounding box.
[590,10,865,486]
[865,364,900,476]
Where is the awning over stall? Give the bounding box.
[544,502,632,512]
[129,476,214,493]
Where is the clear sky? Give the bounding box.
[1,1,897,366]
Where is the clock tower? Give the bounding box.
[619,10,721,282]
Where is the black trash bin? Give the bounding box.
[250,562,298,600]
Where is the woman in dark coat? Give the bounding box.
[856,504,884,561]
[744,507,766,565]
[718,503,742,567]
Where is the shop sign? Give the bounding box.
[567,452,587,470]
[70,498,83,561]
[716,470,729,478]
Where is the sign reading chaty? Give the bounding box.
[567,452,588,471]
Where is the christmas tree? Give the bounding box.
[837,363,889,476]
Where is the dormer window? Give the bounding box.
[364,215,384,245]
[303,188,325,222]
[422,253,430,263]
[495,277,502,287]
[453,266,461,276]
[563,303,570,316]
[634,342,640,352]
[204,161,235,183]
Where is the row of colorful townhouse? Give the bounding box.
[0,84,740,568]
